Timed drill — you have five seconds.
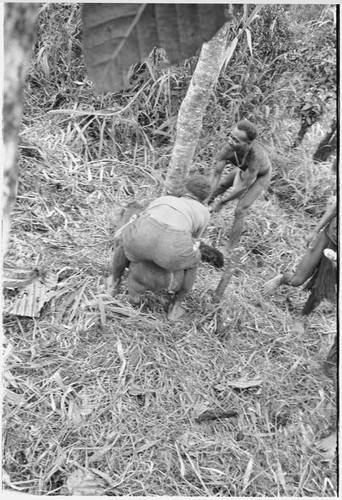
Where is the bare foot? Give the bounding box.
[167,302,186,321]
[263,274,284,295]
[316,431,337,461]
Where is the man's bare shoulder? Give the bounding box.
[249,141,271,167]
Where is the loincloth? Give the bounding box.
[232,166,272,193]
[232,169,245,190]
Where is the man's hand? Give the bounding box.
[209,200,223,213]
[324,248,337,269]
[205,195,215,206]
[306,231,319,249]
[193,240,200,251]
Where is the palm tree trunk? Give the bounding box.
[164,23,230,196]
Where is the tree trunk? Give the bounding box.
[313,119,337,163]
[3,3,38,254]
[163,23,230,195]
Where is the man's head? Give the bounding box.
[227,119,258,154]
[184,174,211,202]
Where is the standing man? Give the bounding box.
[209,119,272,251]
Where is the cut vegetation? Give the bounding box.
[3,3,337,496]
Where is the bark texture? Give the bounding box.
[3,3,38,254]
[164,23,230,196]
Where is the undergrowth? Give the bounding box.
[3,3,337,497]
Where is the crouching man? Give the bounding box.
[111,174,211,321]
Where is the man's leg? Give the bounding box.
[167,268,197,321]
[209,169,237,202]
[111,245,130,295]
[227,173,270,251]
[264,231,330,293]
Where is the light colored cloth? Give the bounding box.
[121,216,201,270]
[232,169,247,191]
[146,196,210,239]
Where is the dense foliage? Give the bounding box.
[24,3,336,157]
[216,4,336,147]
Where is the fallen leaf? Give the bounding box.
[3,389,25,406]
[6,270,58,318]
[67,399,83,427]
[242,457,254,492]
[128,345,141,369]
[66,469,106,496]
[78,387,94,417]
[316,431,337,461]
[222,377,263,389]
[195,409,238,423]
[3,265,40,289]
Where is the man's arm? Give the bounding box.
[314,198,337,233]
[306,198,337,248]
[220,165,258,205]
[209,146,231,197]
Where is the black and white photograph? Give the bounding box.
[2,2,338,496]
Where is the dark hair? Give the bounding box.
[185,174,211,202]
[236,119,258,141]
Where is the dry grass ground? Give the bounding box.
[2,4,337,497]
[2,112,337,496]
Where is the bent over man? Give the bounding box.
[112,174,211,320]
[209,119,272,251]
